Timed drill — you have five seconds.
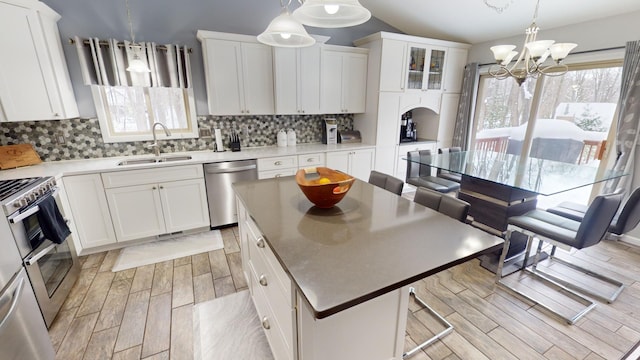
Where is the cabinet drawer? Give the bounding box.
[258,156,297,171]
[250,267,293,360]
[102,164,204,188]
[246,219,292,300]
[297,153,324,168]
[258,168,297,180]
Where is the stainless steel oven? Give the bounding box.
[2,177,80,328]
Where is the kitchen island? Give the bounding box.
[234,177,503,360]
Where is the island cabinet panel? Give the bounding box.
[237,199,296,360]
[297,286,409,360]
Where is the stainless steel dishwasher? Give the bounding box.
[204,160,258,228]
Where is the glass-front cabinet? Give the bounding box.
[406,45,446,91]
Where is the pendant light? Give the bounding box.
[125,0,150,73]
[258,0,316,48]
[292,0,371,28]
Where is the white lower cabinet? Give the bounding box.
[258,153,326,179]
[61,174,117,252]
[325,148,375,181]
[102,165,210,242]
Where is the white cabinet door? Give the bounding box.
[350,148,374,181]
[321,50,344,114]
[442,48,468,93]
[325,151,350,174]
[274,46,321,115]
[326,149,375,181]
[343,52,368,113]
[106,184,166,242]
[437,93,460,148]
[199,33,274,116]
[379,39,408,92]
[241,42,275,115]
[321,47,368,114]
[201,39,244,115]
[62,174,117,250]
[159,178,210,233]
[0,1,77,121]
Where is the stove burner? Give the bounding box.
[0,177,40,201]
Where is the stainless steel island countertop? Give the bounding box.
[233,177,504,319]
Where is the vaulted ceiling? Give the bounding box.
[360,0,640,44]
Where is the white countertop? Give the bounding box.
[0,143,376,180]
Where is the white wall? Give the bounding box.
[468,10,640,65]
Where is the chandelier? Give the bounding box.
[488,0,577,86]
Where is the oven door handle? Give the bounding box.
[24,242,57,266]
[8,205,40,224]
[0,274,25,331]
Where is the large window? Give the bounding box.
[471,62,623,206]
[91,85,198,143]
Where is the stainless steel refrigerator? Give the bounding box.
[0,221,55,360]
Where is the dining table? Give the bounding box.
[404,149,628,275]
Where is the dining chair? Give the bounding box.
[406,150,460,193]
[368,170,404,195]
[496,192,623,324]
[546,186,640,238]
[403,187,471,358]
[436,147,462,183]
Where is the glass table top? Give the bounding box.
[404,150,627,196]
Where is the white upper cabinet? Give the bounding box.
[321,46,368,114]
[405,44,447,92]
[197,31,274,116]
[442,47,468,93]
[0,0,78,122]
[274,46,321,115]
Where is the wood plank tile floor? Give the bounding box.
[49,226,640,360]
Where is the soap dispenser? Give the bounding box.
[277,129,287,147]
[287,129,296,147]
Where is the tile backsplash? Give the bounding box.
[0,115,354,161]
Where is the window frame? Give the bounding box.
[90,85,199,143]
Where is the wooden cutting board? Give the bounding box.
[0,144,42,169]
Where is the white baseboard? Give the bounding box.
[620,234,640,247]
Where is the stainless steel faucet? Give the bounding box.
[149,122,171,156]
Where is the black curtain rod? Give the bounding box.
[478,45,626,67]
[68,38,193,53]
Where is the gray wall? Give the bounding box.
[41,0,400,117]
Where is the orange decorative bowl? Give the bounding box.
[295,167,355,208]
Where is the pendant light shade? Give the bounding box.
[125,0,150,73]
[258,8,316,48]
[293,0,371,28]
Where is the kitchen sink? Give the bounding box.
[117,155,192,166]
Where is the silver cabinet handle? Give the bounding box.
[307,158,314,162]
[261,317,270,329]
[159,186,164,189]
[256,238,265,248]
[152,186,157,190]
[274,161,282,166]
[259,274,268,286]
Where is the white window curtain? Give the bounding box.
[73,36,192,89]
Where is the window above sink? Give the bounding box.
[92,86,198,143]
